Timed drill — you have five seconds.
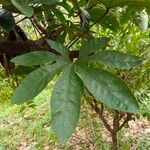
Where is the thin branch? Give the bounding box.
[16,17,28,24]
[0,41,79,58]
[87,89,112,132]
[118,113,132,131]
[95,102,112,132]
[32,16,47,35]
[30,18,65,55]
[30,18,44,39]
[119,113,125,121]
[33,23,39,40]
[113,111,120,132]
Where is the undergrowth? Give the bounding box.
[0,89,150,150]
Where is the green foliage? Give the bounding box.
[12,66,39,76]
[12,51,58,66]
[0,92,149,149]
[11,0,34,17]
[0,9,15,31]
[90,7,120,32]
[47,40,70,61]
[0,68,14,103]
[137,135,150,149]
[79,37,110,56]
[89,50,143,69]
[51,65,83,143]
[75,64,139,113]
[0,0,149,145]
[12,63,61,104]
[38,0,59,5]
[11,37,143,142]
[100,0,150,8]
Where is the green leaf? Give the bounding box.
[11,51,58,66]
[47,39,70,62]
[11,0,34,17]
[56,31,67,44]
[0,9,15,31]
[87,0,99,8]
[51,8,66,25]
[1,0,19,13]
[120,7,132,25]
[12,63,62,104]
[59,2,73,16]
[79,37,110,56]
[75,64,139,113]
[89,7,120,32]
[89,7,105,20]
[1,0,10,6]
[69,0,80,10]
[101,0,150,8]
[101,11,120,32]
[12,66,39,75]
[89,50,143,69]
[51,65,83,143]
[37,0,59,5]
[133,9,149,31]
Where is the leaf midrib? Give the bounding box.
[14,67,56,101]
[79,66,133,109]
[56,68,75,142]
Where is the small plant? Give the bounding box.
[10,39,142,149]
[0,0,149,149]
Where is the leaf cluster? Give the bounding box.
[0,0,149,144]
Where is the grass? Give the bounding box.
[0,90,56,149]
[0,89,150,150]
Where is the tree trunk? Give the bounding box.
[111,132,118,150]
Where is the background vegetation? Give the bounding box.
[0,0,150,149]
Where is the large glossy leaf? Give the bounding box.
[11,0,34,17]
[133,9,149,31]
[101,0,150,8]
[12,63,62,104]
[11,51,58,66]
[79,37,110,56]
[75,64,139,113]
[12,66,39,75]
[0,9,15,31]
[89,50,143,69]
[51,65,83,143]
[47,40,70,62]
